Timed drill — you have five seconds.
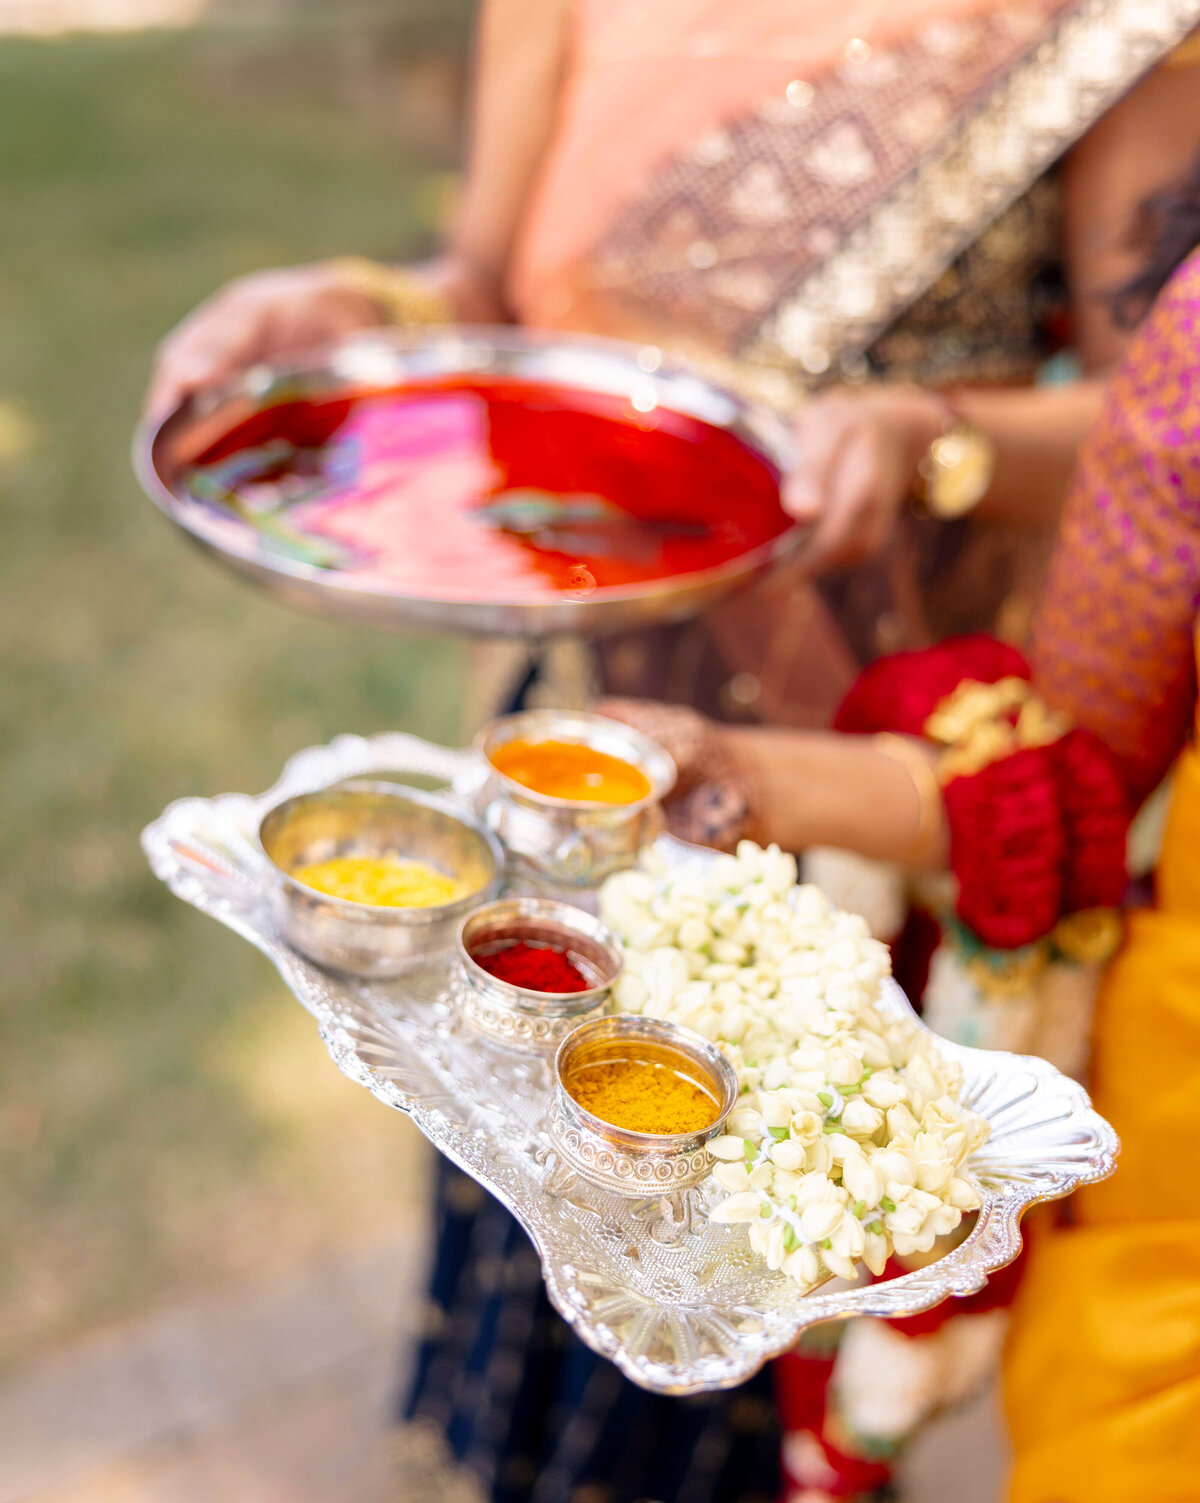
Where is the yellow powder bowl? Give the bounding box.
[257,782,504,977]
[551,1015,738,1198]
[475,710,676,888]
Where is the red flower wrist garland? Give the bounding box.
[835,635,1129,951]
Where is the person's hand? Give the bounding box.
[594,698,760,852]
[144,253,504,420]
[782,385,947,573]
[146,261,387,420]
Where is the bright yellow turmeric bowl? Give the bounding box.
[258,781,504,976]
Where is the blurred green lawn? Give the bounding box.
[0,16,471,1369]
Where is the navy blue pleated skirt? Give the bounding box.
[400,1159,781,1503]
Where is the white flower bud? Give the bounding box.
[762,1056,792,1091]
[839,1099,884,1136]
[760,1094,793,1129]
[821,1247,858,1281]
[862,1229,889,1277]
[858,1033,893,1070]
[913,1134,954,1193]
[914,1155,953,1194]
[780,951,822,979]
[886,1103,920,1139]
[808,1138,835,1175]
[793,1170,833,1209]
[886,1202,925,1237]
[769,1139,805,1172]
[827,1050,862,1086]
[613,973,650,1011]
[712,1162,752,1194]
[893,1227,938,1257]
[928,1203,962,1238]
[709,1191,763,1224]
[631,921,671,951]
[748,1163,775,1192]
[792,885,831,921]
[783,1244,824,1291]
[840,1152,881,1208]
[905,1055,939,1106]
[704,963,740,983]
[829,1214,865,1260]
[772,1168,802,1199]
[762,845,799,894]
[706,1135,747,1162]
[824,1132,858,1164]
[825,939,861,972]
[790,1110,822,1145]
[800,1199,843,1243]
[946,1176,981,1211]
[863,1074,907,1110]
[677,917,713,951]
[870,1149,916,1189]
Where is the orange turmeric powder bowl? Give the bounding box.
[550,1015,738,1198]
[475,710,675,888]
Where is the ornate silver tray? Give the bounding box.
[133,327,800,640]
[143,732,1119,1395]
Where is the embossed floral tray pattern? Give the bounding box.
[143,732,1119,1395]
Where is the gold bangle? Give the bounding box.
[871,732,946,868]
[330,256,453,327]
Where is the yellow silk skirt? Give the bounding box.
[1005,741,1200,1500]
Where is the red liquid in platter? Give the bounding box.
[184,377,789,600]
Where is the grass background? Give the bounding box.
[0,10,474,1370]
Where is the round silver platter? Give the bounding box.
[134,326,801,639]
[143,731,1119,1395]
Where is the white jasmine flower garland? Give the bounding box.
[599,842,990,1294]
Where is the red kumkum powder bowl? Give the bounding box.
[455,898,624,1052]
[472,939,590,993]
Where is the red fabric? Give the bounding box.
[1053,728,1130,913]
[771,1249,1030,1498]
[834,634,1028,737]
[773,1349,893,1498]
[879,1243,1029,1334]
[943,746,1065,949]
[889,905,942,1008]
[773,1347,837,1430]
[834,635,1129,948]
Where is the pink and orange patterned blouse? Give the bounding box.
[1030,248,1200,805]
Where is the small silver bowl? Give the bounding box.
[258,781,503,977]
[551,1015,739,1197]
[456,898,622,1052]
[475,709,676,888]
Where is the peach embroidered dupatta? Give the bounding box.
[507,0,1199,380]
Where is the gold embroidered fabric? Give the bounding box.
[593,0,1200,729]
[580,4,1072,384]
[575,0,1200,390]
[751,0,1200,379]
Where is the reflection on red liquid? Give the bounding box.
[184,377,788,600]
